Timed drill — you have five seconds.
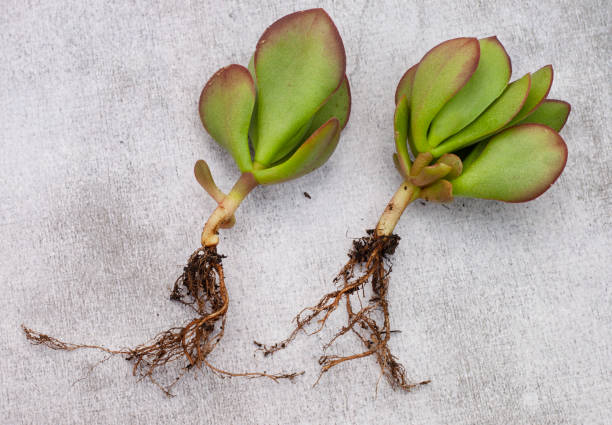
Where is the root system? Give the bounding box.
[259,230,429,392]
[24,246,301,396]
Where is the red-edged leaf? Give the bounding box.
[395,63,418,105]
[451,124,567,202]
[199,65,255,172]
[410,37,480,154]
[516,99,570,131]
[431,73,532,157]
[428,36,512,147]
[505,65,553,127]
[253,9,345,166]
[394,95,411,177]
[253,118,340,184]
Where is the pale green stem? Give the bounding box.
[201,172,258,247]
[375,181,420,237]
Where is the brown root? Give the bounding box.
[23,246,302,396]
[258,230,429,392]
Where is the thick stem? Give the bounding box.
[201,172,258,247]
[375,181,419,237]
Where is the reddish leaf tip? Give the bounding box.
[254,8,346,77]
[394,63,418,105]
[538,64,554,102]
[198,64,255,134]
[418,37,481,104]
[482,35,512,79]
[548,99,572,130]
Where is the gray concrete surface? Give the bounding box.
[1,0,610,423]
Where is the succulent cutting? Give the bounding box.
[24,8,350,395]
[264,36,569,391]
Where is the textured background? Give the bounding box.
[1,0,610,424]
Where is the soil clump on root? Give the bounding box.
[259,230,429,391]
[24,246,301,396]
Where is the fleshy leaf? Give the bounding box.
[432,73,531,157]
[428,37,512,147]
[194,159,226,202]
[246,54,259,151]
[451,124,567,202]
[266,117,315,165]
[247,54,256,80]
[253,9,345,166]
[516,99,570,131]
[252,76,349,166]
[408,162,452,187]
[267,74,349,168]
[460,139,488,170]
[394,63,418,105]
[505,65,553,127]
[420,179,453,202]
[199,65,255,172]
[394,95,411,176]
[437,154,462,179]
[253,118,340,184]
[307,75,351,135]
[410,38,480,154]
[410,152,434,177]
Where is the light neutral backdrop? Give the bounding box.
[1,0,610,424]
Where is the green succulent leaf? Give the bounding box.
[428,36,512,147]
[253,8,345,166]
[431,73,531,157]
[437,153,462,179]
[261,76,349,166]
[515,99,570,131]
[394,95,411,177]
[505,65,553,127]
[408,162,452,187]
[395,63,418,105]
[307,75,351,136]
[199,65,255,172]
[247,54,256,80]
[451,124,567,202]
[253,118,341,184]
[420,179,453,202]
[410,37,480,154]
[266,117,315,165]
[460,139,488,170]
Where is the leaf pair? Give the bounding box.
[199,9,350,185]
[394,37,570,202]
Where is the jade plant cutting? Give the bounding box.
[24,8,350,395]
[262,37,569,391]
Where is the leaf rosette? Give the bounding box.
[198,8,350,185]
[394,37,569,202]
